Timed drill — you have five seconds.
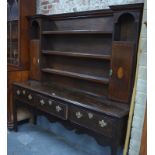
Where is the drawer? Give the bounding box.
[69,106,114,137]
[13,86,35,105]
[36,94,68,120]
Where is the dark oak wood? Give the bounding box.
[30,40,41,80]
[13,80,128,155]
[42,30,113,35]
[42,34,112,56]
[41,68,109,84]
[12,3,143,155]
[43,74,109,97]
[109,42,135,103]
[13,81,129,118]
[42,50,111,60]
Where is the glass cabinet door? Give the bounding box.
[7,0,19,65]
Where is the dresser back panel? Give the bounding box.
[42,35,112,55]
[47,16,113,31]
[42,55,110,78]
[42,74,108,97]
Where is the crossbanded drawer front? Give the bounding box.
[14,86,35,105]
[36,95,68,120]
[69,106,114,137]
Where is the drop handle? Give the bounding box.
[22,90,26,95]
[76,112,83,119]
[16,90,21,95]
[48,100,53,106]
[40,99,45,106]
[99,120,107,127]
[28,94,32,100]
[88,113,93,119]
[56,105,62,112]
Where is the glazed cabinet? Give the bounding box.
[7,0,36,129]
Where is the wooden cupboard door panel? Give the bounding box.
[19,0,36,69]
[30,40,41,80]
[109,42,134,103]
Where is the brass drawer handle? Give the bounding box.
[48,100,53,106]
[99,120,107,127]
[88,113,93,119]
[16,90,21,95]
[40,99,45,106]
[76,111,83,119]
[28,94,32,100]
[22,90,26,95]
[56,105,62,112]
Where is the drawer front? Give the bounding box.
[36,94,68,120]
[13,86,35,105]
[69,106,114,137]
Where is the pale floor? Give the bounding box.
[7,116,123,155]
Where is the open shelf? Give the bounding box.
[42,50,111,60]
[41,68,109,84]
[42,30,113,35]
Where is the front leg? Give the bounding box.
[33,113,37,125]
[13,99,18,132]
[111,142,118,155]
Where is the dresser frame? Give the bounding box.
[12,3,143,155]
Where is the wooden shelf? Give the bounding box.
[42,50,111,60]
[41,68,109,84]
[42,30,112,35]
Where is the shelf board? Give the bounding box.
[42,30,112,35]
[42,68,109,84]
[42,50,111,60]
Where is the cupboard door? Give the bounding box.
[109,42,135,103]
[30,40,41,80]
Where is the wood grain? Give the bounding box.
[30,40,41,80]
[109,42,135,103]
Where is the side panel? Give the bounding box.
[109,42,135,103]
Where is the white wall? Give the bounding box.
[36,0,144,14]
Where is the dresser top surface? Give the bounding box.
[13,80,129,118]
